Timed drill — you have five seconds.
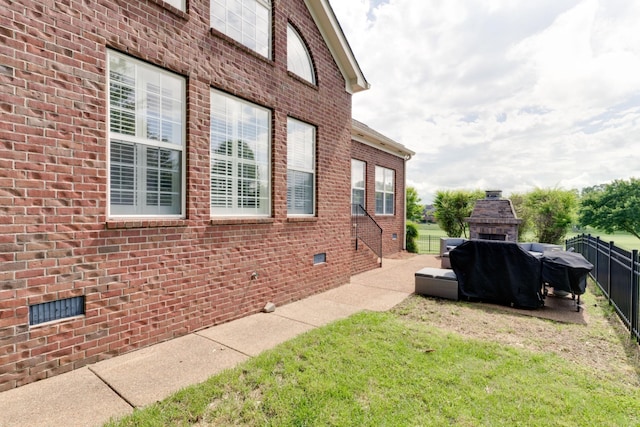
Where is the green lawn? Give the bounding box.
[413,223,448,254]
[566,228,640,252]
[106,306,640,426]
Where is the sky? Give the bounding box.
[330,0,640,204]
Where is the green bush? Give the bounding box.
[406,222,419,253]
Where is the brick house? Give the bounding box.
[0,0,412,391]
[350,119,414,274]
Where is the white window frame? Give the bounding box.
[210,0,271,59]
[163,0,185,11]
[287,23,315,84]
[351,159,365,213]
[210,89,271,217]
[375,166,395,216]
[287,118,316,216]
[107,50,186,218]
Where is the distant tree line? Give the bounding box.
[412,178,640,245]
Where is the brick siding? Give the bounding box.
[0,0,373,391]
[350,239,380,276]
[351,140,407,257]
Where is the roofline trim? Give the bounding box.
[304,0,370,94]
[352,119,415,159]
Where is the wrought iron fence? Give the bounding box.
[566,234,640,344]
[415,234,441,254]
[351,204,382,267]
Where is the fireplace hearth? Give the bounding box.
[466,190,521,242]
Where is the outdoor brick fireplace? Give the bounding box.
[466,190,522,242]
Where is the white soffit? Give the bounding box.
[304,0,370,94]
[352,119,415,159]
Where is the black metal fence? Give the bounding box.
[566,234,640,344]
[351,204,383,267]
[416,234,441,254]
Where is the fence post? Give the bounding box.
[589,234,594,273]
[609,240,616,301]
[633,250,639,343]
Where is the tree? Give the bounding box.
[433,189,484,237]
[406,186,424,222]
[524,188,577,244]
[509,192,532,241]
[579,178,640,240]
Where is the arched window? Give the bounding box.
[287,24,315,84]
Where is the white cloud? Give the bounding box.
[332,0,640,203]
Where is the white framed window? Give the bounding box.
[287,24,315,84]
[163,0,185,11]
[210,90,271,216]
[287,118,315,215]
[375,166,395,215]
[211,0,271,58]
[351,159,365,213]
[107,50,185,217]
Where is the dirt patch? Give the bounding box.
[393,284,640,388]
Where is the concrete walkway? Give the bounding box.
[0,254,439,427]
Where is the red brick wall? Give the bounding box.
[0,0,358,391]
[351,238,380,276]
[351,141,407,257]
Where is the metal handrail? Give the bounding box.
[351,204,383,267]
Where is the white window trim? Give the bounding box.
[210,89,272,217]
[163,0,185,11]
[351,159,366,210]
[375,166,395,216]
[287,23,315,84]
[210,0,272,59]
[287,117,316,216]
[106,50,186,219]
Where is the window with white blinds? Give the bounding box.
[108,50,185,217]
[211,0,271,58]
[210,90,271,216]
[287,118,315,215]
[287,24,315,84]
[351,159,365,212]
[375,166,395,215]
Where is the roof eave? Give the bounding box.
[304,0,370,94]
[352,119,415,159]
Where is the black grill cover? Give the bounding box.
[449,240,543,309]
[541,252,593,295]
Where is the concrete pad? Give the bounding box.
[319,283,411,312]
[352,268,415,293]
[0,367,132,427]
[351,255,441,293]
[275,295,362,327]
[90,334,248,408]
[197,312,314,357]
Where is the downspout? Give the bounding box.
[403,154,411,251]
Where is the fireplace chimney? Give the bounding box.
[465,190,522,242]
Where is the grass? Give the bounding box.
[566,227,640,252]
[414,222,448,238]
[413,223,447,254]
[105,308,640,426]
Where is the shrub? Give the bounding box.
[406,222,419,253]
